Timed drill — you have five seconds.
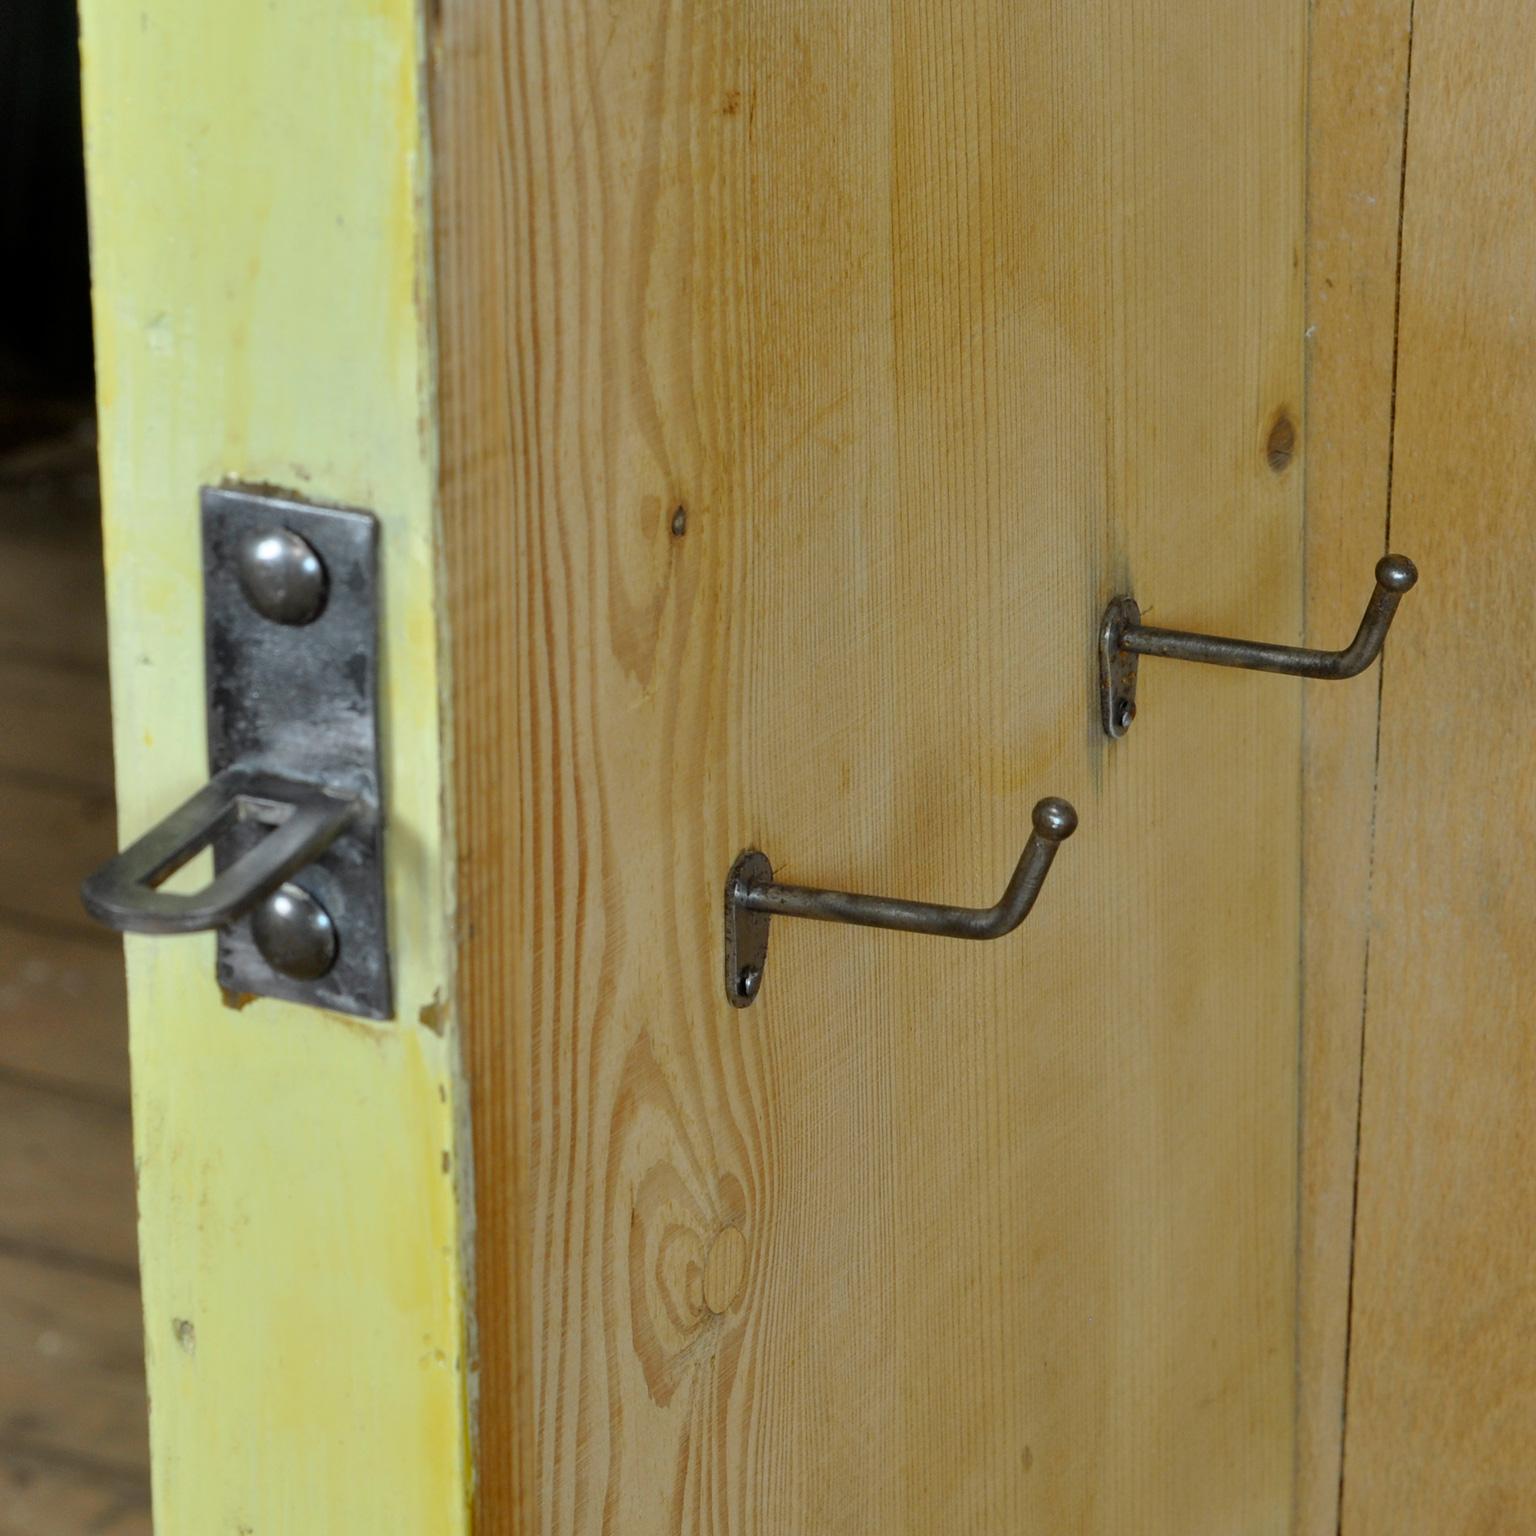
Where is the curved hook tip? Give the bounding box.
[1032,797,1079,842]
[1376,553,1418,592]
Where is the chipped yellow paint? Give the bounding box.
[78,1,471,1531]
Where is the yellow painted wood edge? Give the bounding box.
[77,2,473,1531]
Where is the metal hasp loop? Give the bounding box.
[1100,554,1419,738]
[724,797,1078,1008]
[81,768,357,934]
[79,487,393,1020]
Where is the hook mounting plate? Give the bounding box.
[1100,595,1141,739]
[725,851,772,1008]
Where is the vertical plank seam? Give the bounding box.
[1334,3,1417,1529]
[1294,8,1315,1528]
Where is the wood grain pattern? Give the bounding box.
[433,3,1305,1529]
[1339,0,1536,1527]
[1296,2,1413,1528]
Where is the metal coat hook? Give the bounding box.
[724,797,1078,1007]
[1099,554,1418,737]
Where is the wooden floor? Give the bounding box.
[0,417,151,1534]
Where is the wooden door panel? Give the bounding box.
[1339,0,1536,1527]
[434,3,1304,1530]
[79,3,473,1530]
[1295,3,1415,1526]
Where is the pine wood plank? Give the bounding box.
[1340,1,1536,1527]
[1296,2,1414,1528]
[434,2,1305,1530]
[0,1250,148,1474]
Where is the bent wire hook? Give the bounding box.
[724,797,1078,1007]
[1100,554,1418,737]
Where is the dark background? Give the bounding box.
[0,0,93,409]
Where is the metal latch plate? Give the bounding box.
[202,487,391,1019]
